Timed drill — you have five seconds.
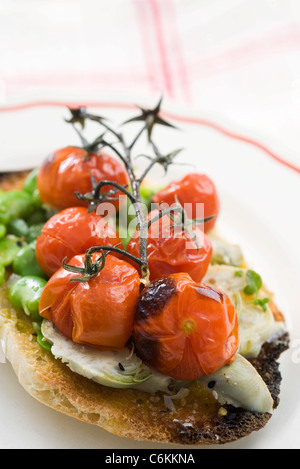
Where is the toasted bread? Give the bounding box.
[0,171,290,445]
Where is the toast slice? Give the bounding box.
[0,171,289,445]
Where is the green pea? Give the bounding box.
[36,333,52,352]
[0,265,5,285]
[0,224,6,239]
[12,241,46,278]
[0,236,24,266]
[23,168,41,206]
[26,207,48,226]
[140,186,161,210]
[9,276,47,321]
[25,223,44,243]
[23,168,38,194]
[32,322,52,352]
[0,191,36,224]
[7,218,29,238]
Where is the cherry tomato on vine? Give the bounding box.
[133,272,239,381]
[126,210,212,283]
[37,146,129,211]
[39,254,141,349]
[152,173,220,232]
[36,206,123,277]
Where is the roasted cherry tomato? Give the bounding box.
[36,206,123,277]
[39,254,141,349]
[37,146,129,211]
[152,173,220,232]
[133,273,238,381]
[126,210,212,283]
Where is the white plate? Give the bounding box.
[0,97,299,449]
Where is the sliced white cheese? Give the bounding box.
[41,320,152,388]
[237,302,286,358]
[203,264,247,292]
[41,319,174,392]
[203,265,286,358]
[210,239,245,267]
[199,354,274,413]
[42,321,275,413]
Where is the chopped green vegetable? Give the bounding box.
[243,269,263,296]
[253,298,270,312]
[234,270,243,277]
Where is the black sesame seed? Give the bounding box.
[208,380,216,389]
[226,412,237,421]
[118,362,125,371]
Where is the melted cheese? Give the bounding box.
[203,265,286,358]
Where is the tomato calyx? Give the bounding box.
[65,107,106,130]
[122,97,177,143]
[74,173,131,214]
[137,142,186,179]
[149,197,216,253]
[62,245,147,283]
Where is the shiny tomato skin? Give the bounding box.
[133,273,239,381]
[36,206,123,277]
[126,210,212,283]
[37,146,129,211]
[152,173,220,232]
[39,254,141,349]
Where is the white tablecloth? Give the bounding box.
[0,0,300,170]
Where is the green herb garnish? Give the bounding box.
[234,270,243,277]
[243,269,263,296]
[253,298,270,312]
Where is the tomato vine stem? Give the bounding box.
[65,99,184,284]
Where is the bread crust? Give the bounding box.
[0,277,289,445]
[0,171,30,191]
[0,171,290,445]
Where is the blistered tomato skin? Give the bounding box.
[126,210,212,283]
[152,173,220,232]
[39,254,141,349]
[37,146,129,212]
[133,273,239,381]
[35,207,123,277]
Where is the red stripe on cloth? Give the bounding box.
[0,101,136,112]
[132,0,159,93]
[0,100,299,175]
[163,0,192,103]
[147,0,175,98]
[189,22,300,77]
